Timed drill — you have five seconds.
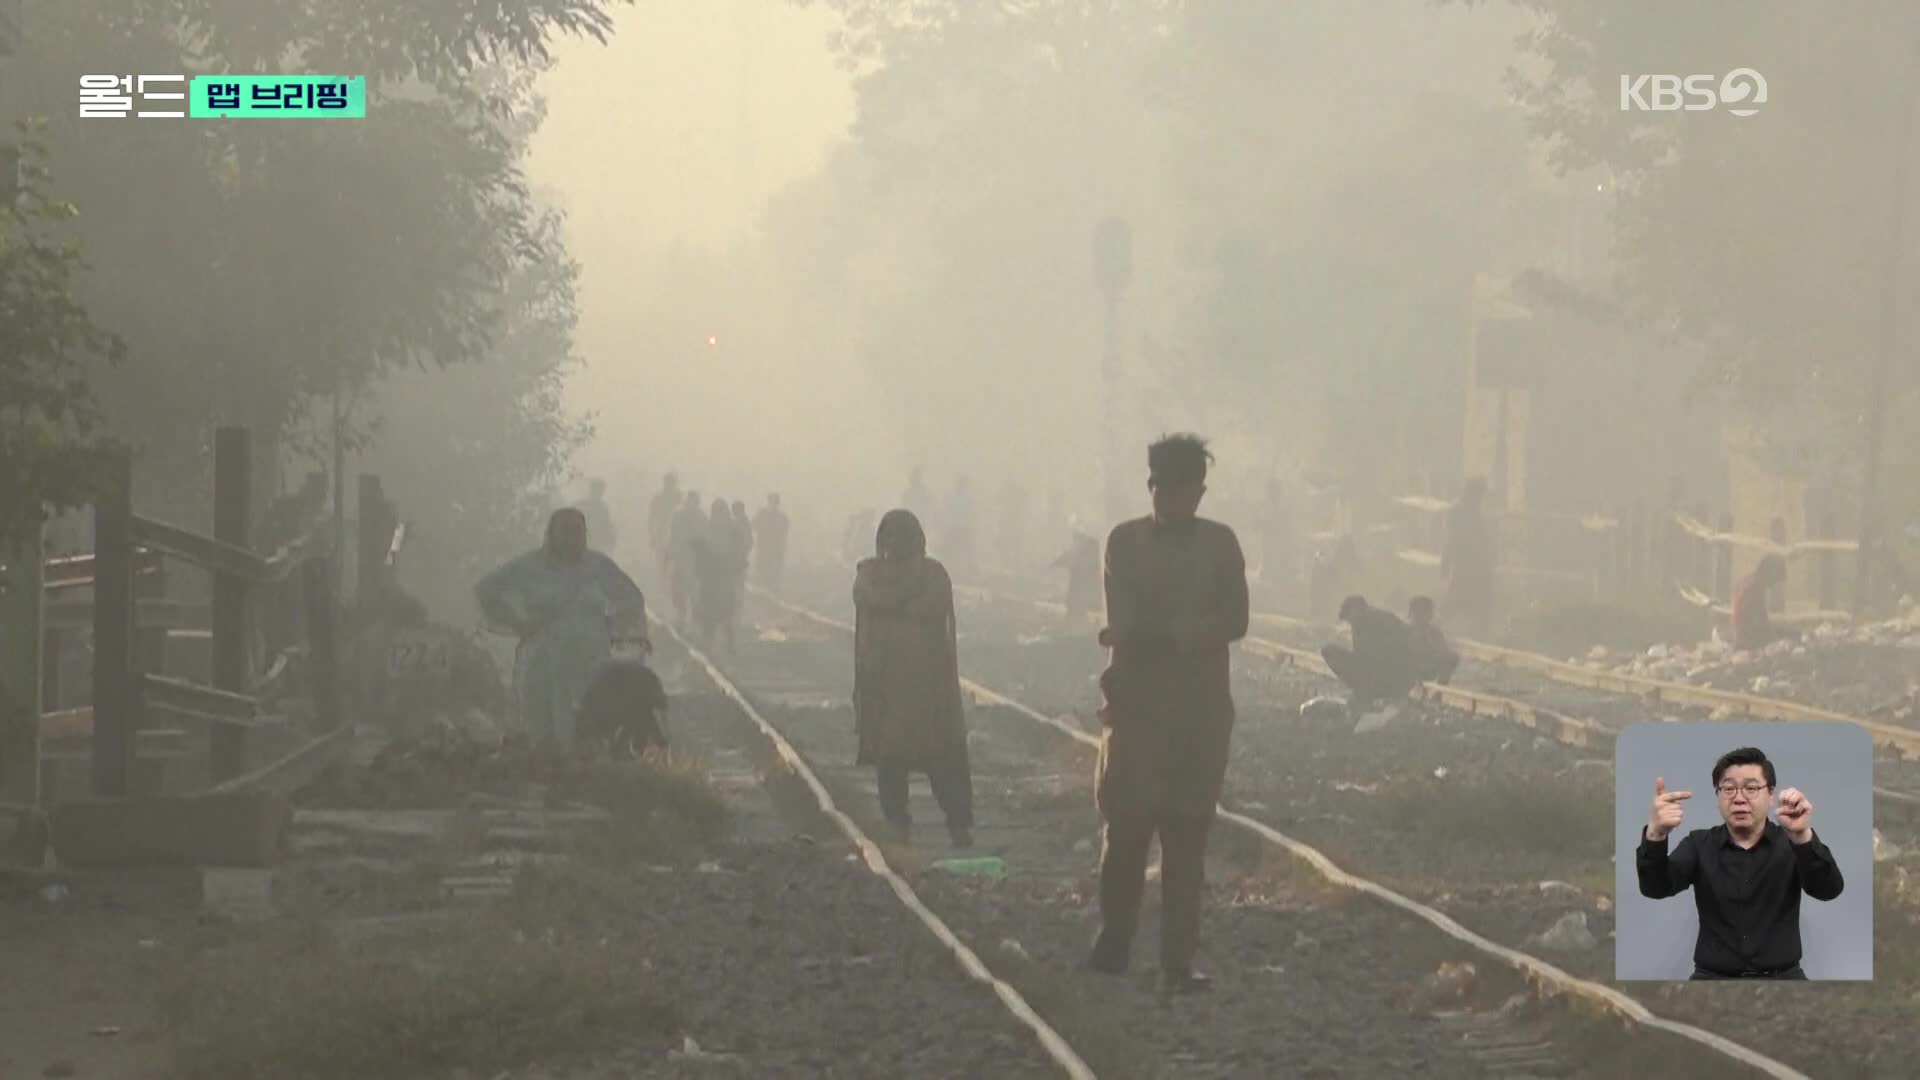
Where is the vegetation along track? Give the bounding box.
[731,584,1812,1080]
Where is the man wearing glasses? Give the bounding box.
[1636,746,1845,979]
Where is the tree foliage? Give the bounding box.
[7,0,627,513]
[1450,0,1920,471]
[0,124,125,559]
[361,201,594,624]
[773,0,1551,501]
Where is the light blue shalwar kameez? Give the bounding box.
[474,549,646,749]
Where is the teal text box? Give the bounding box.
[189,76,365,118]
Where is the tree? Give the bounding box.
[1144,2,1544,495]
[359,202,594,624]
[1449,1,1919,445]
[767,0,1181,495]
[0,124,125,562]
[6,0,629,516]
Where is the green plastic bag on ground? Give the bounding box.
[928,855,1007,878]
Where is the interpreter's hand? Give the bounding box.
[1647,776,1691,842]
[1777,786,1813,841]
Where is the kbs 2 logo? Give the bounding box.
[1619,69,1768,117]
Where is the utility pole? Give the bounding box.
[1853,38,1917,615]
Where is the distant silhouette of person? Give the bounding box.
[752,493,790,592]
[1731,554,1788,652]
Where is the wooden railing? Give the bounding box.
[39,427,346,801]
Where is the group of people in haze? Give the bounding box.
[467,434,1253,993]
[643,474,790,655]
[470,475,791,758]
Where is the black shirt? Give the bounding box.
[1350,608,1416,683]
[575,657,670,750]
[1636,820,1845,974]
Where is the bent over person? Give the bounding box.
[853,509,976,848]
[1091,433,1250,993]
[475,508,648,750]
[1637,746,1844,979]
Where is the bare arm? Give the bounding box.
[1174,528,1251,652]
[1101,526,1139,648]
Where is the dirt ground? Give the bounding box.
[0,871,195,1079]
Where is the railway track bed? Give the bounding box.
[695,591,1829,1079]
[777,569,1920,1078]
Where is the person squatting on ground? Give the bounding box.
[852,509,976,849]
[474,508,648,751]
[1637,746,1843,980]
[1090,433,1250,994]
[1321,594,1418,714]
[574,644,671,758]
[1406,595,1459,685]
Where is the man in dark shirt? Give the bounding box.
[1321,595,1418,713]
[1636,746,1844,979]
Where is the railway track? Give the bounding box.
[950,580,1920,813]
[651,614,1096,1080]
[726,586,1809,1080]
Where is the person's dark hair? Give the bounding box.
[1408,595,1435,620]
[1338,594,1368,622]
[875,508,928,560]
[545,507,586,548]
[1711,747,1776,789]
[1148,433,1213,485]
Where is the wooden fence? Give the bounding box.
[2,426,407,867]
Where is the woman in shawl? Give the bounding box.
[853,509,975,847]
[474,508,648,749]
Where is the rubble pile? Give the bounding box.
[1574,605,1920,717]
